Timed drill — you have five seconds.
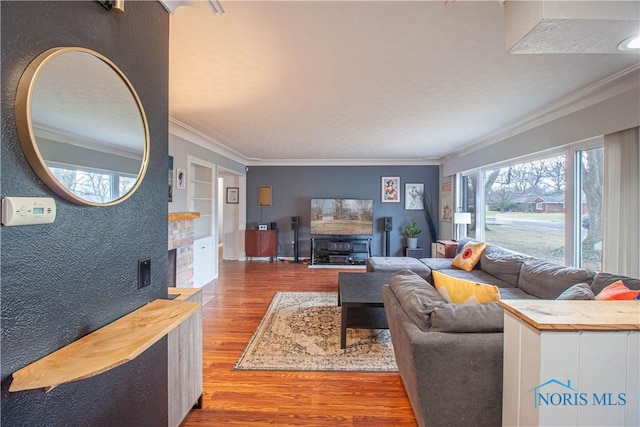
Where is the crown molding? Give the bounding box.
[168,118,247,165]
[169,119,440,167]
[245,158,440,167]
[443,64,640,161]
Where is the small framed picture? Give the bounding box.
[168,156,174,202]
[226,187,239,204]
[381,176,400,203]
[176,169,186,190]
[405,183,424,210]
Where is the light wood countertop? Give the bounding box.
[498,300,640,332]
[10,299,200,393]
[168,287,201,301]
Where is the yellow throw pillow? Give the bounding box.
[432,270,500,305]
[451,241,486,272]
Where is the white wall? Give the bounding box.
[169,122,247,264]
[442,69,640,176]
[168,122,246,214]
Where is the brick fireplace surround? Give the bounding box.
[168,212,200,288]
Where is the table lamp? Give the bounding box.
[453,211,472,241]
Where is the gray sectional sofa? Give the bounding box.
[369,238,640,427]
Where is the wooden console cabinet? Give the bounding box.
[436,240,458,258]
[245,229,278,259]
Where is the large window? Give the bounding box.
[459,139,603,270]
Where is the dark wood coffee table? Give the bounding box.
[338,272,394,349]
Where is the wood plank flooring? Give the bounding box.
[180,259,417,426]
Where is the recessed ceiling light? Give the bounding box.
[618,34,640,51]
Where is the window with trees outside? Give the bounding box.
[49,164,137,204]
[460,140,603,271]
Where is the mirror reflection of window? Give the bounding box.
[49,165,137,204]
[15,47,149,206]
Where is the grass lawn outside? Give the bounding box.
[486,212,565,222]
[471,212,602,271]
[484,225,565,264]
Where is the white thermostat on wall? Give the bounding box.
[2,197,56,226]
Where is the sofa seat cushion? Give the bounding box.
[517,259,596,299]
[366,256,431,279]
[388,269,446,331]
[420,258,455,271]
[430,301,504,332]
[432,271,500,304]
[591,272,640,295]
[498,287,539,300]
[431,268,515,288]
[480,244,531,286]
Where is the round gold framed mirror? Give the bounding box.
[15,47,150,206]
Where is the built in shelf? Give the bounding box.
[10,299,200,393]
[168,212,201,222]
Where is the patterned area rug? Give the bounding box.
[233,292,397,372]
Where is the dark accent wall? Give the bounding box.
[1,2,169,425]
[247,165,439,258]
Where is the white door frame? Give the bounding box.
[217,165,246,262]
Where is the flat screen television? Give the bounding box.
[310,198,374,236]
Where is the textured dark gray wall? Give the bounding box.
[247,165,440,258]
[1,1,169,425]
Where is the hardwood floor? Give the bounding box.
[180,259,417,426]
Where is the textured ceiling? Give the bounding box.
[168,1,640,164]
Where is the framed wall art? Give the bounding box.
[176,169,185,190]
[381,176,400,203]
[405,183,424,210]
[441,182,453,222]
[226,187,239,204]
[168,156,174,202]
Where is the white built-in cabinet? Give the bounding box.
[193,236,214,288]
[189,158,216,287]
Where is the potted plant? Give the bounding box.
[403,219,422,249]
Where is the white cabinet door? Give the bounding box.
[193,236,215,288]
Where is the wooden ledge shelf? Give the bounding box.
[10,299,200,393]
[168,212,200,222]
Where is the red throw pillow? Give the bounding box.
[594,280,640,300]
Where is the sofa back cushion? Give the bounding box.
[556,282,595,300]
[591,272,640,295]
[430,301,504,332]
[389,269,446,331]
[518,259,596,299]
[480,244,530,286]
